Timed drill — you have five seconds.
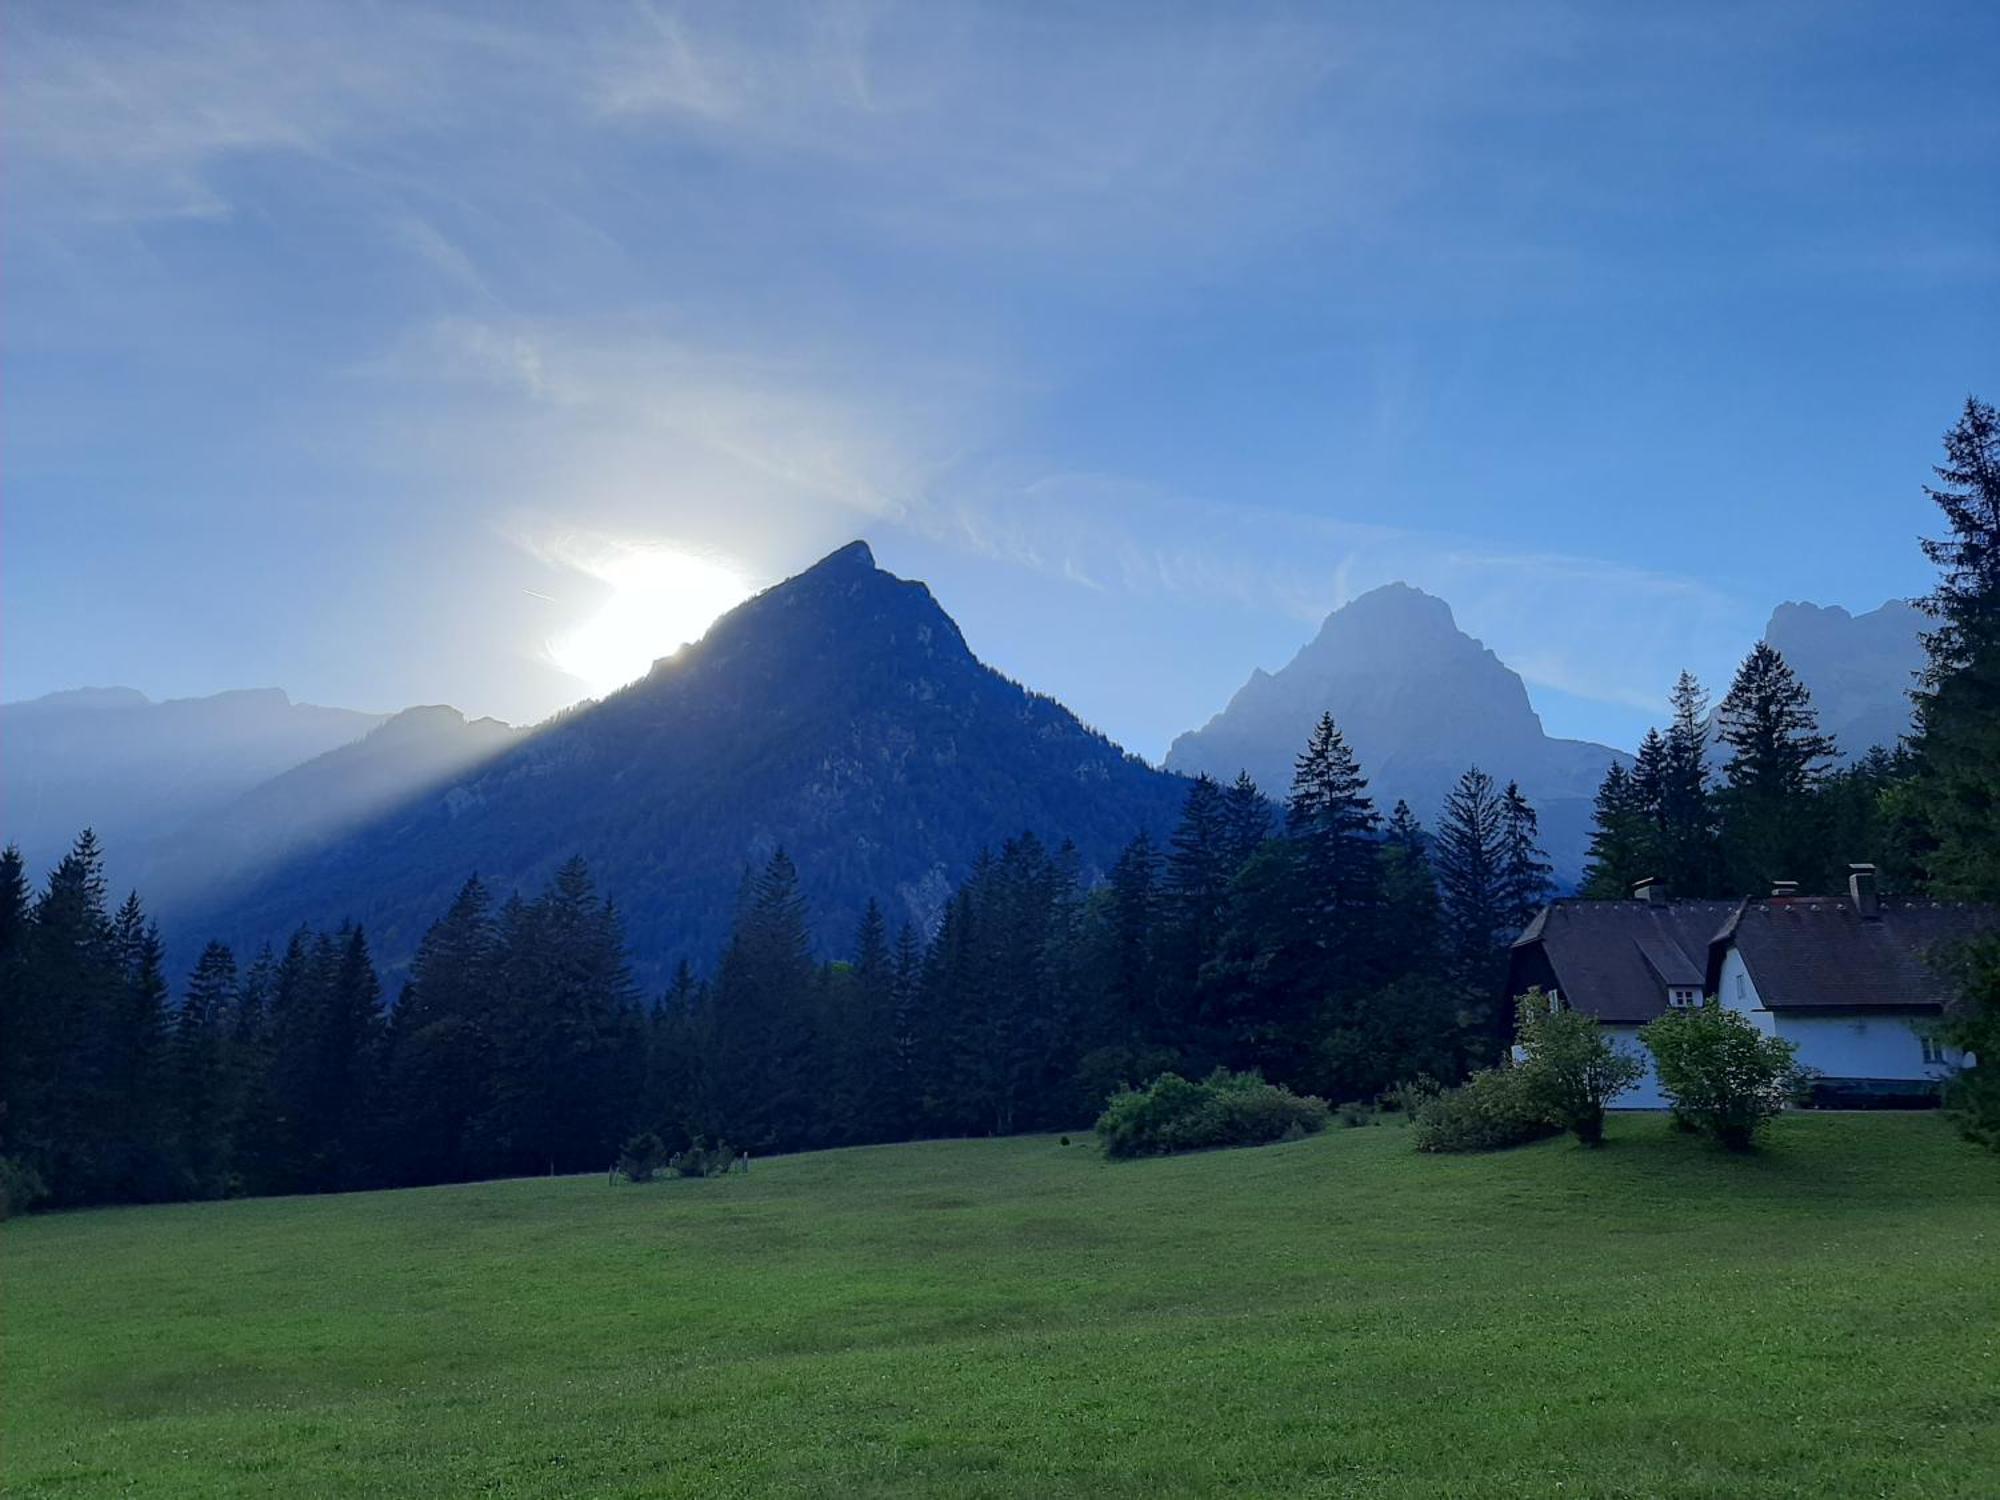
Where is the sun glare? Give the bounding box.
[548,545,752,698]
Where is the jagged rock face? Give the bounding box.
[0,686,385,885]
[187,542,1187,984]
[1763,600,1925,760]
[1166,583,1624,882]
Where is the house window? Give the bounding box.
[1921,1034,1951,1066]
[1668,987,1698,1009]
[1735,974,1747,1004]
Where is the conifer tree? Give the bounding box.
[1582,763,1652,898]
[1716,643,1836,891]
[172,941,237,1196]
[1284,712,1382,986]
[1433,767,1510,1043]
[1378,801,1442,976]
[1106,831,1161,1041]
[709,850,818,1150]
[1497,782,1554,935]
[1222,771,1273,870]
[1162,775,1232,1028]
[26,832,123,1204]
[1659,671,1721,894]
[1913,395,2000,899]
[378,876,498,1185]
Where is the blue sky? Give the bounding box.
[5,1,1996,760]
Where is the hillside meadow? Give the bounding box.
[3,1113,1996,1498]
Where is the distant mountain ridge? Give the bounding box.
[1166,583,1625,882]
[1763,599,1924,760]
[0,686,388,887]
[182,542,1190,984]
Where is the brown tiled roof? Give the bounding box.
[1508,900,1739,1024]
[1704,898,1998,1011]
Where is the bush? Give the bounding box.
[670,1136,738,1178]
[1512,988,1646,1146]
[1095,1069,1329,1159]
[1938,938,2000,1151]
[1410,1066,1559,1153]
[0,1156,48,1220]
[615,1132,668,1184]
[1640,1001,1804,1151]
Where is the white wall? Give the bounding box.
[1605,1025,1669,1111]
[1715,947,1959,1082]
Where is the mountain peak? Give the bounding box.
[808,539,877,573]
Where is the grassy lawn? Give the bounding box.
[4,1113,1997,1498]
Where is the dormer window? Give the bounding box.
[1668,987,1698,1009]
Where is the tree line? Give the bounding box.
[4,394,1997,1207]
[0,723,1553,1209]
[1581,397,1999,909]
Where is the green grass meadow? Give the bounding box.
[4,1113,1997,1498]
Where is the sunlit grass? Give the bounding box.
[4,1114,1996,1498]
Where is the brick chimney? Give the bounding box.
[1848,863,1880,920]
[1770,880,1800,898]
[1632,877,1669,906]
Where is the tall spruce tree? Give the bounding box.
[1497,782,1554,934]
[1659,671,1721,894]
[1582,762,1653,898]
[1222,771,1273,870]
[1284,712,1382,990]
[1433,767,1510,1047]
[1716,642,1836,892]
[1913,395,2000,899]
[378,876,498,1185]
[172,941,238,1197]
[709,850,819,1150]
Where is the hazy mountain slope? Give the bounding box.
[186,542,1188,984]
[1,687,386,885]
[1763,600,1924,760]
[145,705,518,917]
[1165,583,1624,882]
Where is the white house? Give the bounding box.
[1506,868,1995,1109]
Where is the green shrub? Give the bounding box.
[1095,1069,1329,1159]
[670,1136,738,1178]
[1938,937,2000,1151]
[1410,1066,1559,1153]
[0,1156,48,1220]
[1640,1001,1804,1151]
[1512,988,1646,1146]
[615,1132,667,1184]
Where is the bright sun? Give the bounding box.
[548,545,752,698]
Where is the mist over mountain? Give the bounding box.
[144,705,518,919]
[1166,583,1624,882]
[1763,599,1925,760]
[0,687,386,887]
[183,542,1189,984]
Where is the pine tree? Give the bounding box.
[1913,395,2000,899]
[1582,763,1652,899]
[25,832,123,1204]
[172,941,237,1197]
[1378,801,1442,976]
[0,846,38,1174]
[1716,642,1836,892]
[1222,771,1273,870]
[1497,782,1554,933]
[709,850,819,1150]
[1162,775,1232,1030]
[1285,712,1382,984]
[1433,767,1510,1045]
[378,876,498,1185]
[1105,831,1161,1043]
[1659,671,1721,894]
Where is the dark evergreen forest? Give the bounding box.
[4,397,1996,1212]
